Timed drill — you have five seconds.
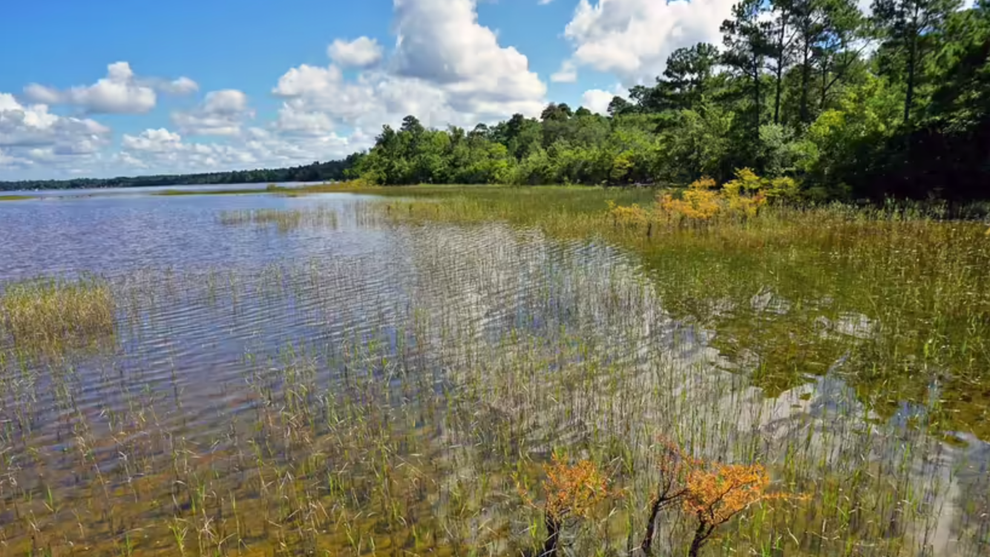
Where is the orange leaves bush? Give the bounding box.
[640,438,805,556]
[683,462,774,524]
[658,177,722,222]
[541,453,611,520]
[607,169,794,229]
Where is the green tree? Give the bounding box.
[722,0,771,141]
[873,0,962,124]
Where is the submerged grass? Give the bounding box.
[1,188,989,556]
[218,207,340,232]
[363,186,990,438]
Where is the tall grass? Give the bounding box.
[0,275,115,353]
[218,207,340,232]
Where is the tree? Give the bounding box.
[607,96,635,117]
[767,0,799,124]
[722,0,771,141]
[663,43,722,108]
[540,102,573,122]
[873,0,962,124]
[812,0,867,113]
[400,115,425,136]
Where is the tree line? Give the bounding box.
[0,157,358,191]
[354,0,990,200]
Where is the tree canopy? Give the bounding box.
[354,0,990,200]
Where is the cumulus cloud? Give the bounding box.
[581,85,628,115]
[328,37,385,67]
[550,60,578,83]
[115,125,358,175]
[172,89,254,136]
[272,0,548,145]
[155,76,200,95]
[121,128,183,152]
[390,0,546,115]
[23,62,198,114]
[0,148,33,169]
[562,0,735,85]
[0,92,110,150]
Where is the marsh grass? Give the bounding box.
[0,195,32,201]
[1,191,989,557]
[363,187,990,437]
[0,275,115,353]
[218,207,339,232]
[154,188,271,196]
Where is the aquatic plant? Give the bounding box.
[0,275,114,352]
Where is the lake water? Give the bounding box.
[0,189,987,556]
[0,181,323,198]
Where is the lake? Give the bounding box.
[0,186,987,556]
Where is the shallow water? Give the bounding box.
[0,191,987,556]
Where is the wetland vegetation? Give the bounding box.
[1,184,989,556]
[3,1,990,554]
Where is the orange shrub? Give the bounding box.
[658,177,721,222]
[639,439,804,556]
[542,453,610,520]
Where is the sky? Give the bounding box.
[0,0,740,181]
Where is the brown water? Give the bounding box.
[0,191,987,556]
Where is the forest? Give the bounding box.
[354,0,990,200]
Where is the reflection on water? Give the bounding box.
[0,192,988,556]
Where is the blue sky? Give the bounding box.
[0,0,735,180]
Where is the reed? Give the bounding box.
[218,207,339,232]
[0,275,115,352]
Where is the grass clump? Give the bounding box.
[155,188,271,196]
[218,207,339,232]
[0,275,115,351]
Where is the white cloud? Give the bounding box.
[581,84,628,115]
[273,64,345,99]
[0,92,110,150]
[0,148,34,169]
[172,89,254,136]
[275,100,337,136]
[22,62,198,114]
[390,0,546,115]
[271,0,548,145]
[156,76,200,95]
[121,128,183,152]
[328,37,385,67]
[116,125,359,175]
[0,93,112,175]
[562,0,735,85]
[551,60,578,83]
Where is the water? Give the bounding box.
[0,181,322,198]
[0,191,987,556]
